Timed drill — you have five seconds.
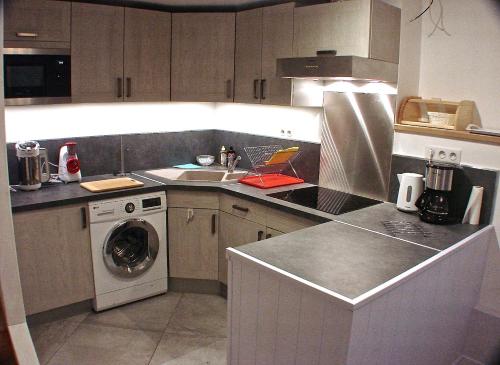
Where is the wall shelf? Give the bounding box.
[394,124,500,146]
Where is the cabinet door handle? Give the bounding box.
[257,230,264,241]
[211,214,217,234]
[253,79,260,99]
[260,79,267,100]
[266,233,272,239]
[16,32,38,38]
[117,77,123,98]
[226,79,233,99]
[126,77,132,98]
[232,204,249,213]
[81,207,87,229]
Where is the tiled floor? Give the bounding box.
[28,293,228,365]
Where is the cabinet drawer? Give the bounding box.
[266,208,317,233]
[220,194,266,225]
[168,190,219,209]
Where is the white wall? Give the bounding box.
[396,0,500,316]
[4,102,322,143]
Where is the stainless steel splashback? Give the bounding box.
[319,92,395,201]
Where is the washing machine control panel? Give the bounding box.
[88,192,167,223]
[125,202,135,213]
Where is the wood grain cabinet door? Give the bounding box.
[293,0,371,58]
[261,2,294,106]
[171,13,235,102]
[71,3,125,103]
[234,8,263,104]
[13,204,94,315]
[218,211,266,284]
[4,0,71,44]
[168,208,219,280]
[124,8,172,102]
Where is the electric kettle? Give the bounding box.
[15,141,50,191]
[396,173,424,212]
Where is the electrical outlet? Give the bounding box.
[425,146,462,164]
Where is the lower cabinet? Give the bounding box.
[13,204,94,315]
[168,207,219,280]
[219,211,266,284]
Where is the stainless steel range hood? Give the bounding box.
[276,55,398,83]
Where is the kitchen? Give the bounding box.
[0,0,499,364]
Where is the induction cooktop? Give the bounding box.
[267,186,382,215]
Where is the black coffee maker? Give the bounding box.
[416,162,458,224]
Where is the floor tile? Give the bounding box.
[165,294,227,338]
[149,334,227,365]
[29,313,89,365]
[83,292,182,332]
[47,323,162,365]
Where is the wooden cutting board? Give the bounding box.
[80,177,144,192]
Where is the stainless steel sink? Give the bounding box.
[177,170,226,181]
[145,168,248,182]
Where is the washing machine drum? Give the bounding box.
[103,218,159,278]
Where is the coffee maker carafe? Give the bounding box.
[15,141,50,191]
[416,162,457,224]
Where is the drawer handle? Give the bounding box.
[126,77,132,98]
[81,207,87,229]
[226,79,233,99]
[232,204,249,213]
[253,79,260,99]
[16,32,38,38]
[257,230,264,241]
[97,209,114,216]
[117,77,123,98]
[211,214,217,234]
[260,79,267,100]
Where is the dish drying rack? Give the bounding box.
[239,145,304,189]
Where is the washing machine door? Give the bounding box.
[103,218,159,278]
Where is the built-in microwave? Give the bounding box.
[3,48,71,106]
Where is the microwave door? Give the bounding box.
[5,63,46,98]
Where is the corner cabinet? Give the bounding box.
[71,3,171,103]
[293,0,400,63]
[171,13,236,102]
[234,3,294,105]
[168,208,219,280]
[13,204,94,315]
[4,0,71,48]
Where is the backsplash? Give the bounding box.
[389,154,498,225]
[6,130,321,185]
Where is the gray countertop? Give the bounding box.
[235,220,438,299]
[10,174,165,213]
[10,169,486,302]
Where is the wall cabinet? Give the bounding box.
[168,208,219,280]
[171,13,235,102]
[293,0,400,64]
[219,211,267,284]
[72,3,171,103]
[234,3,294,105]
[13,204,94,315]
[4,0,71,48]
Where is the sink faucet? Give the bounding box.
[228,155,241,173]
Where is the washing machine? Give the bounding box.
[89,192,168,311]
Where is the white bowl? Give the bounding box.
[196,155,215,166]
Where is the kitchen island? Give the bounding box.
[227,203,493,365]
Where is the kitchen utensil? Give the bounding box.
[239,174,304,189]
[396,173,424,212]
[196,155,215,166]
[80,177,144,192]
[58,142,82,183]
[415,162,458,224]
[15,140,50,191]
[265,147,299,165]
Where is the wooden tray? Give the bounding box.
[80,177,144,192]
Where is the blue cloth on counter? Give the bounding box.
[173,164,201,169]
